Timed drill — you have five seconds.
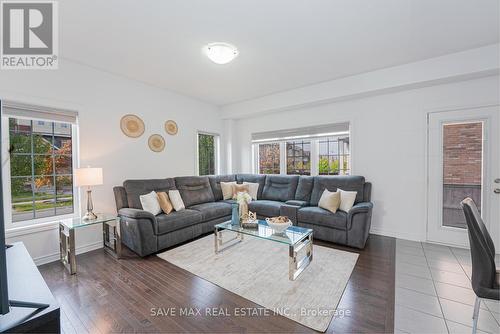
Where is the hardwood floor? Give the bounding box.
[39,234,395,333]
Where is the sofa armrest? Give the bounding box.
[118,208,158,256]
[119,208,156,221]
[346,202,373,248]
[285,200,308,207]
[348,202,373,217]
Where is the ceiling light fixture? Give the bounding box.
[204,42,239,65]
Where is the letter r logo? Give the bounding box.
[2,2,53,55]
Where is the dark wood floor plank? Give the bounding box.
[39,234,395,333]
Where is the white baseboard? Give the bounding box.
[34,241,103,266]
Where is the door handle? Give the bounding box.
[495,189,500,194]
[495,178,500,183]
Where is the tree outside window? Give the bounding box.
[258,143,280,174]
[198,133,216,175]
[9,118,74,222]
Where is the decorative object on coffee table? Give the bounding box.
[165,120,178,135]
[241,211,258,228]
[120,114,145,138]
[75,167,103,220]
[266,216,292,234]
[235,191,251,219]
[148,134,165,152]
[231,203,239,226]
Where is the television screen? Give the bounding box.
[0,100,9,315]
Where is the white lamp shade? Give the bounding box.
[74,167,103,187]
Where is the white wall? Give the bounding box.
[231,75,500,241]
[0,59,223,264]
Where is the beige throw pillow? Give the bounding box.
[338,189,357,212]
[157,192,173,214]
[220,181,236,200]
[139,191,162,215]
[243,182,259,200]
[168,190,185,211]
[318,189,340,213]
[232,184,250,199]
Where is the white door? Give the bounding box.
[427,106,499,250]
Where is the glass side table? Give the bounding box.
[59,214,121,275]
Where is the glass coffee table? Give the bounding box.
[214,220,313,280]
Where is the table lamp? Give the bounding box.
[75,167,103,220]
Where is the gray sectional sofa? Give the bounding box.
[113,174,373,257]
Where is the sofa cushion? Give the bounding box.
[236,174,266,199]
[310,176,365,206]
[261,175,299,202]
[175,176,215,207]
[188,202,232,221]
[248,200,284,217]
[155,209,202,235]
[297,206,348,230]
[295,176,314,203]
[123,178,176,209]
[208,175,236,201]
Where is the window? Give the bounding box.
[9,118,74,222]
[319,136,350,175]
[252,123,351,176]
[258,143,280,174]
[286,140,311,175]
[197,132,219,175]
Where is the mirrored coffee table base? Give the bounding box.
[214,220,313,281]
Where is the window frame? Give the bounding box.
[253,132,350,176]
[196,131,220,176]
[1,114,80,230]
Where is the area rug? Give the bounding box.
[157,234,358,332]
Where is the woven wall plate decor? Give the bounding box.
[120,114,145,138]
[165,120,178,135]
[148,134,165,152]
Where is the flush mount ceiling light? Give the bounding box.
[204,42,239,65]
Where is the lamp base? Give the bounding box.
[82,211,98,221]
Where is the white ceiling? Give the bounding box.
[60,0,499,106]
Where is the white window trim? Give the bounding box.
[196,131,220,176]
[1,113,80,231]
[252,133,351,176]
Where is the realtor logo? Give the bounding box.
[1,1,58,69]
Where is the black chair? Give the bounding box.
[460,198,499,334]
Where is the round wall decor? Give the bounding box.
[120,114,145,138]
[165,120,178,135]
[148,134,165,152]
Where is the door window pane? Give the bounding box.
[258,143,280,174]
[442,122,483,229]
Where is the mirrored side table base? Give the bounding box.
[59,214,120,275]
